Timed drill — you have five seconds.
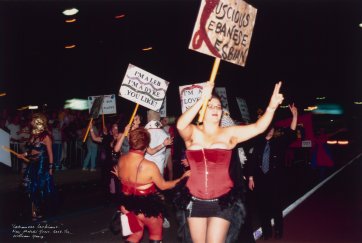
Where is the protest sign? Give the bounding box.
[179,82,206,113]
[88,94,117,115]
[189,0,257,67]
[89,96,104,119]
[214,87,229,110]
[236,97,250,123]
[119,64,169,112]
[0,129,11,167]
[83,96,104,142]
[159,97,167,118]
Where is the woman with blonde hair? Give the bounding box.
[18,113,55,221]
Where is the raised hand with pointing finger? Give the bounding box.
[268,81,284,111]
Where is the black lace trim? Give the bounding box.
[172,178,243,210]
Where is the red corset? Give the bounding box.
[186,149,233,199]
[121,182,156,196]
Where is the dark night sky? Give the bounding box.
[0,0,361,120]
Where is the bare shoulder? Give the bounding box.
[140,159,159,175]
[142,159,157,169]
[43,134,52,143]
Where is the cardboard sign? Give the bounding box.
[179,82,206,113]
[302,140,312,148]
[189,0,257,67]
[214,87,229,110]
[0,129,11,167]
[159,97,167,118]
[236,97,250,123]
[88,94,117,115]
[119,64,169,111]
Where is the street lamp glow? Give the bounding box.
[359,23,362,28]
[17,106,28,111]
[65,44,76,49]
[115,14,126,19]
[63,8,79,16]
[142,47,153,51]
[64,98,89,110]
[65,18,77,23]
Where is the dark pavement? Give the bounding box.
[0,167,181,242]
[1,144,361,242]
[256,153,362,243]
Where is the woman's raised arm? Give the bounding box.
[176,81,214,142]
[230,82,284,144]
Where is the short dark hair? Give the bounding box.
[210,92,221,102]
[129,127,150,150]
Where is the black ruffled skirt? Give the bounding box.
[119,192,165,218]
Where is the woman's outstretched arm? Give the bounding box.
[230,81,284,144]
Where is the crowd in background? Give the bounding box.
[1,108,92,172]
[0,103,346,242]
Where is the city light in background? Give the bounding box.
[65,18,77,23]
[142,47,153,51]
[64,98,88,110]
[65,44,76,49]
[62,8,79,16]
[304,106,318,112]
[17,105,38,111]
[115,14,126,19]
[312,104,343,115]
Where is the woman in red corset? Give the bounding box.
[176,81,284,243]
[112,127,190,243]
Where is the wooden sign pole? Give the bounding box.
[1,146,30,162]
[83,118,93,143]
[102,113,105,131]
[125,103,139,137]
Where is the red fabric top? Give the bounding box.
[186,149,233,199]
[121,182,156,196]
[168,125,175,156]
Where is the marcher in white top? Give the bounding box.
[144,110,173,229]
[144,110,172,176]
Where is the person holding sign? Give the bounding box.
[82,120,99,172]
[89,122,130,201]
[144,110,174,229]
[176,81,284,243]
[17,113,56,221]
[111,127,190,243]
[145,110,173,175]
